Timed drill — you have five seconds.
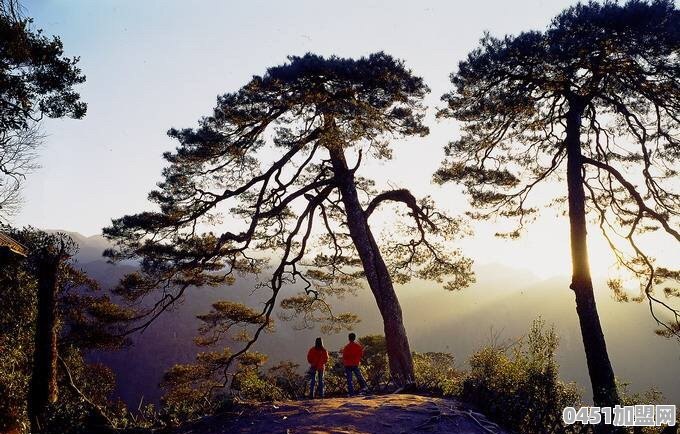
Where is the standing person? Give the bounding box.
[307,337,328,399]
[342,333,368,396]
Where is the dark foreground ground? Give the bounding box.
[173,394,510,434]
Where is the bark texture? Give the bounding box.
[28,247,60,432]
[565,99,621,423]
[328,145,415,385]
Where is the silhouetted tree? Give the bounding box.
[105,53,473,388]
[435,0,679,416]
[0,227,133,432]
[29,238,65,431]
[0,0,86,220]
[0,0,85,130]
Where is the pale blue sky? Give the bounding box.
[15,0,638,277]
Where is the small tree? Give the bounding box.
[436,0,679,413]
[105,53,473,388]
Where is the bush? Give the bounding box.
[266,361,306,399]
[413,352,461,396]
[160,350,288,424]
[460,319,583,434]
[358,335,389,390]
[318,351,350,396]
[162,325,675,434]
[233,367,286,402]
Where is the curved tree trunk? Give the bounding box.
[565,100,621,420]
[328,145,415,386]
[28,247,60,433]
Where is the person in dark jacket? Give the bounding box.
[342,333,367,396]
[307,337,329,398]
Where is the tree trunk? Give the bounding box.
[327,145,416,386]
[28,247,60,432]
[565,99,621,418]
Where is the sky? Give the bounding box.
[13,0,679,280]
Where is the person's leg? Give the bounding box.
[317,370,325,398]
[345,366,355,396]
[353,366,367,391]
[308,368,316,398]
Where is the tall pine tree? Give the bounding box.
[105,53,473,387]
[436,0,680,417]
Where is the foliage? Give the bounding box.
[155,327,674,433]
[105,52,473,391]
[266,361,306,400]
[455,319,676,434]
[232,368,286,402]
[615,383,677,434]
[0,253,35,433]
[194,301,274,346]
[160,350,288,422]
[435,0,680,338]
[0,0,86,220]
[0,0,86,131]
[413,351,460,396]
[0,226,133,433]
[159,333,406,422]
[357,335,389,390]
[460,319,583,434]
[4,226,134,350]
[160,348,233,421]
[38,351,120,434]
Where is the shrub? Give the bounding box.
[413,351,461,396]
[357,335,389,390]
[0,264,35,433]
[460,319,582,434]
[233,367,286,402]
[266,361,306,400]
[230,352,283,401]
[319,351,351,396]
[160,350,288,424]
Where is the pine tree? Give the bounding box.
[105,53,473,387]
[436,0,679,417]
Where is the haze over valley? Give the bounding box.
[64,232,680,406]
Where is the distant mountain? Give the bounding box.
[45,230,111,264]
[60,231,679,407]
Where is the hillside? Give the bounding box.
[172,394,510,434]
[59,231,680,406]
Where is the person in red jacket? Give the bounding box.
[306,337,329,398]
[342,333,367,396]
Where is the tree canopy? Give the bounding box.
[105,52,473,387]
[0,0,86,220]
[436,0,680,340]
[0,0,86,131]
